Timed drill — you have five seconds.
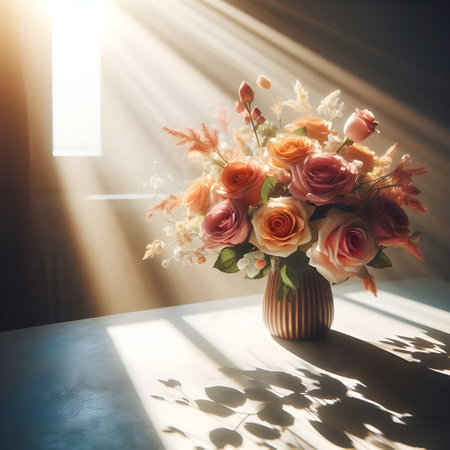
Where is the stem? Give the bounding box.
[336,137,353,153]
[245,102,261,148]
[214,147,228,165]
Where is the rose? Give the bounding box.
[200,199,251,250]
[289,153,359,205]
[339,142,377,173]
[344,108,379,142]
[267,134,316,168]
[184,174,221,214]
[221,159,267,206]
[366,195,410,246]
[307,213,377,283]
[285,117,332,144]
[249,197,312,257]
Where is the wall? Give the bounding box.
[2,0,448,330]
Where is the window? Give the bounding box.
[50,0,103,156]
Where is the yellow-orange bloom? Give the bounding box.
[221,159,267,206]
[266,134,315,167]
[184,174,217,214]
[285,117,332,144]
[249,197,313,257]
[340,143,377,173]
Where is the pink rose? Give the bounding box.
[221,159,267,207]
[307,213,377,283]
[249,197,312,257]
[200,199,251,250]
[289,153,359,205]
[344,108,379,142]
[366,195,410,246]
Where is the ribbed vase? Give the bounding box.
[263,268,334,340]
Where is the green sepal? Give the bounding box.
[260,175,279,204]
[291,127,307,136]
[213,242,256,273]
[367,248,392,269]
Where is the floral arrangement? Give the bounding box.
[143,76,427,298]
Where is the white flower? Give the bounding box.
[282,80,312,115]
[317,89,344,121]
[237,251,267,278]
[163,225,175,236]
[173,247,185,261]
[323,133,342,152]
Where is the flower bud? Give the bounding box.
[239,81,254,103]
[235,100,246,113]
[257,116,265,125]
[251,107,262,120]
[255,258,267,269]
[257,74,271,90]
[344,108,379,142]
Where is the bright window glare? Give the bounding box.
[50,0,103,156]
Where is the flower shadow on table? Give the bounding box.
[276,329,450,449]
[151,329,449,449]
[379,328,450,373]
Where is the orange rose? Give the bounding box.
[267,134,315,167]
[249,197,313,257]
[184,175,218,214]
[221,159,267,206]
[285,117,332,144]
[340,143,377,173]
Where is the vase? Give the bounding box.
[263,268,334,340]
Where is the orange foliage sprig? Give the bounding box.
[163,122,225,163]
[146,193,183,220]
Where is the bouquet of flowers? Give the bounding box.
[143,76,427,298]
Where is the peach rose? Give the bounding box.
[285,117,332,144]
[249,197,312,257]
[307,213,377,283]
[200,199,251,250]
[339,142,377,173]
[221,159,267,206]
[267,134,316,167]
[344,108,379,142]
[184,175,219,214]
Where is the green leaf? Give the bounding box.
[280,249,310,274]
[260,175,278,204]
[280,264,297,290]
[291,127,307,136]
[213,242,255,273]
[245,263,271,280]
[277,282,291,300]
[367,248,392,269]
[277,250,311,299]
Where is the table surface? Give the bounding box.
[0,278,449,450]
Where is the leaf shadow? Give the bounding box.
[276,330,450,449]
